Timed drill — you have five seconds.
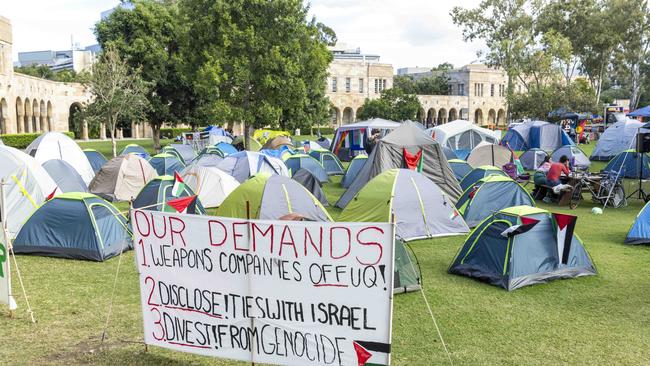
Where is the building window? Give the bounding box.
[331,77,337,92]
[359,78,364,93]
[459,84,465,96]
[474,83,484,97]
[374,78,387,93]
[490,84,495,97]
[382,79,387,90]
[499,84,505,97]
[345,77,351,93]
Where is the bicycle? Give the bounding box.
[569,171,626,209]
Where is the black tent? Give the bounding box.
[292,168,329,207]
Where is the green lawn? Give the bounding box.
[2,140,650,365]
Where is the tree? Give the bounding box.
[95,0,198,151]
[393,72,450,96]
[357,88,421,121]
[83,47,150,157]
[180,0,333,146]
[509,79,598,120]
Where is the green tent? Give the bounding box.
[161,145,186,164]
[132,176,205,214]
[394,239,421,294]
[232,135,262,152]
[216,173,331,221]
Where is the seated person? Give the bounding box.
[546,155,570,187]
[534,156,552,186]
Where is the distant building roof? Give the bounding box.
[328,44,380,62]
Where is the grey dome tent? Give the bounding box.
[283,154,330,183]
[448,159,473,181]
[466,144,514,168]
[341,154,367,188]
[519,148,548,170]
[89,154,158,202]
[83,149,108,173]
[132,176,205,214]
[338,169,469,241]
[216,151,282,183]
[42,159,88,193]
[336,121,462,208]
[120,144,149,158]
[191,154,224,168]
[148,153,185,176]
[13,193,132,261]
[551,145,591,169]
[590,119,644,161]
[315,137,331,150]
[308,149,345,175]
[459,165,507,192]
[292,168,329,206]
[449,206,597,291]
[164,144,197,164]
[457,175,535,227]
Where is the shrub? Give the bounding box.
[160,127,192,139]
[309,126,335,135]
[0,132,75,149]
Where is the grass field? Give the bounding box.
[2,139,650,365]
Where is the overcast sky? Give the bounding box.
[3,0,485,70]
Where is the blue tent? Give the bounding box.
[519,148,548,170]
[13,193,132,261]
[459,165,507,192]
[204,125,233,137]
[341,154,367,188]
[42,159,88,193]
[148,153,185,176]
[626,201,650,244]
[448,159,473,181]
[162,144,196,165]
[456,175,535,227]
[83,149,108,173]
[309,149,345,175]
[215,142,238,156]
[501,121,573,151]
[283,154,330,183]
[120,144,149,158]
[133,176,205,214]
[628,105,650,118]
[449,206,597,290]
[443,146,458,160]
[603,150,650,179]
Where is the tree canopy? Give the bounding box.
[356,88,421,121]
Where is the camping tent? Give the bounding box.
[314,137,331,150]
[426,120,501,159]
[283,154,330,183]
[393,239,422,293]
[0,145,59,237]
[551,146,591,169]
[120,143,149,158]
[339,169,469,241]
[262,135,293,150]
[216,173,331,221]
[198,146,224,158]
[180,165,240,208]
[336,121,462,208]
[215,142,238,156]
[83,149,108,174]
[628,105,650,118]
[89,154,158,201]
[148,153,185,176]
[449,206,597,290]
[442,146,458,160]
[330,118,401,161]
[448,159,473,181]
[204,126,234,144]
[13,192,132,261]
[519,148,548,171]
[25,132,95,185]
[216,151,283,183]
[253,129,290,145]
[590,119,644,161]
[42,159,88,193]
[603,150,650,179]
[308,149,345,175]
[457,175,535,227]
[625,201,650,244]
[501,120,573,151]
[132,176,205,214]
[341,154,367,188]
[459,165,508,192]
[292,168,329,206]
[232,135,262,152]
[466,144,514,168]
[191,154,224,168]
[163,144,197,164]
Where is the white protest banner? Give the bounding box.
[132,209,394,366]
[0,181,17,311]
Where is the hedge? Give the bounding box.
[160,127,192,139]
[309,126,335,135]
[0,132,75,149]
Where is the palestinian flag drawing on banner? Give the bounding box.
[500,216,539,237]
[171,171,185,197]
[402,148,423,172]
[553,213,577,264]
[353,340,391,366]
[164,195,198,214]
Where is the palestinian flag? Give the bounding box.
[553,213,577,264]
[164,195,198,214]
[171,172,185,197]
[353,340,390,366]
[500,216,539,237]
[402,148,423,172]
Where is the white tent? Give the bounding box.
[0,146,59,237]
[181,166,239,208]
[426,120,501,152]
[267,156,290,177]
[25,132,95,185]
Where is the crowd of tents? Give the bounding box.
[4,113,650,292]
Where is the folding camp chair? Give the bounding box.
[503,162,530,186]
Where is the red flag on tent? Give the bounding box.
[403,148,423,172]
[46,188,57,201]
[165,195,197,214]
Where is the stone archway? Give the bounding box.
[342,107,354,124]
[24,98,32,133]
[427,108,436,127]
[69,102,83,139]
[438,108,447,124]
[15,97,23,133]
[32,99,39,133]
[47,101,53,131]
[39,100,47,132]
[0,98,7,134]
[330,106,341,126]
[449,108,458,122]
[487,109,496,125]
[416,108,425,123]
[497,109,506,126]
[474,109,484,125]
